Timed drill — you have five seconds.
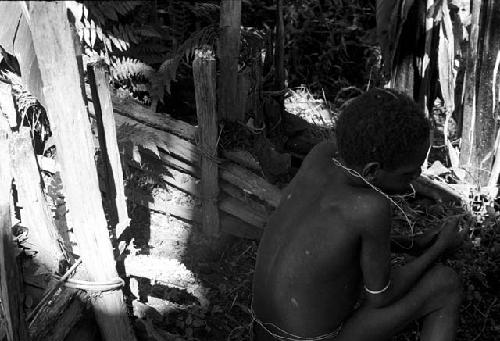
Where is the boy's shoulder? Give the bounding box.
[321,185,391,235]
[343,189,392,234]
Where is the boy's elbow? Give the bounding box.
[364,291,393,308]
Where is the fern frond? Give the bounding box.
[192,2,220,20]
[177,24,219,60]
[117,121,172,163]
[110,57,155,81]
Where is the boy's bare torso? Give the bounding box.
[253,141,386,339]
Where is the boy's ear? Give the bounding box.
[362,162,381,181]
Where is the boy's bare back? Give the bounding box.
[252,88,464,341]
[253,141,387,338]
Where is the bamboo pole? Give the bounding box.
[193,49,220,236]
[218,0,242,121]
[88,62,130,239]
[28,3,136,340]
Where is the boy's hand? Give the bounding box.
[433,217,466,254]
[414,228,441,250]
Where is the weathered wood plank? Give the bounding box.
[125,188,262,240]
[219,195,267,228]
[28,3,136,341]
[112,113,201,166]
[193,50,220,235]
[10,129,63,273]
[29,289,86,341]
[0,118,29,341]
[222,150,261,172]
[112,111,281,209]
[87,89,197,141]
[88,63,130,239]
[218,0,242,121]
[0,82,16,127]
[220,162,281,208]
[220,182,269,216]
[152,163,269,228]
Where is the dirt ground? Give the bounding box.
[123,188,500,341]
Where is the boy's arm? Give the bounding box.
[390,230,439,255]
[360,203,458,308]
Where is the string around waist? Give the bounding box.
[250,308,342,341]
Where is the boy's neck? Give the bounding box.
[333,157,373,189]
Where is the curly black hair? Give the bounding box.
[336,88,430,170]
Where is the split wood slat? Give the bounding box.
[220,162,281,208]
[90,94,282,210]
[88,63,130,239]
[28,3,136,341]
[86,87,197,141]
[10,130,63,273]
[125,188,262,240]
[126,154,269,230]
[0,117,29,341]
[112,109,201,165]
[0,82,16,127]
[29,289,86,341]
[193,50,220,236]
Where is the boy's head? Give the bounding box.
[336,88,430,192]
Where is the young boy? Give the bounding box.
[252,88,464,341]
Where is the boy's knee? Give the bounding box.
[430,265,462,300]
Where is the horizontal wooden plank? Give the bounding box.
[114,113,201,166]
[86,86,197,141]
[124,188,262,239]
[220,162,281,208]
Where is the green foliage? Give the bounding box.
[284,0,379,99]
[116,122,169,189]
[68,0,221,106]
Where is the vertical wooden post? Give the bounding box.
[0,118,29,341]
[218,0,242,121]
[70,21,88,107]
[28,3,136,341]
[252,54,264,128]
[193,50,220,236]
[88,62,130,239]
[275,0,285,114]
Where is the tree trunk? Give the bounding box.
[28,2,136,341]
[459,0,500,187]
[218,0,242,121]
